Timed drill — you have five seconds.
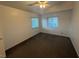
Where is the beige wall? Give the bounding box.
[0,7,6,57]
[0,5,40,50]
[0,8,3,36]
[41,10,72,37]
[46,2,73,14]
[69,2,79,56]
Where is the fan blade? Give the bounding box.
[27,2,39,6]
[39,1,48,4]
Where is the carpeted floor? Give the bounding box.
[6,32,78,58]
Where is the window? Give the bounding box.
[32,17,39,28]
[42,17,58,29]
[48,17,58,28]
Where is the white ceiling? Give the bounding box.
[0,1,73,15]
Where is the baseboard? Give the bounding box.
[40,32,69,38]
[6,32,40,52]
[70,38,79,57]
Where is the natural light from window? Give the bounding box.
[42,17,58,29]
[32,17,39,29]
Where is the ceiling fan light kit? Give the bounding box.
[27,1,49,9]
[39,1,47,8]
[40,4,45,8]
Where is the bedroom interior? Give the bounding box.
[0,1,79,58]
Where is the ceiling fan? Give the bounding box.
[27,1,49,8]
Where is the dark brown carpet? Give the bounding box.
[6,32,78,58]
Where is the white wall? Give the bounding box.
[41,10,72,37]
[69,2,79,56]
[0,5,39,50]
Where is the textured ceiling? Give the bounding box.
[0,1,73,14]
